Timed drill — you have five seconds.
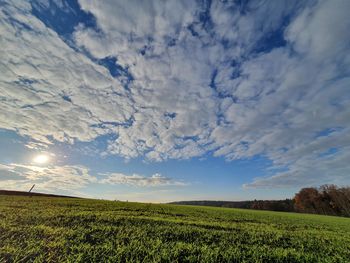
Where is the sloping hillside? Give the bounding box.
[1,195,349,262]
[0,190,77,198]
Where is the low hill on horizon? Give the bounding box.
[0,189,78,199]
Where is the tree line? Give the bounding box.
[170,185,350,217]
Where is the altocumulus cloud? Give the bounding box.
[0,0,349,188]
[100,173,187,187]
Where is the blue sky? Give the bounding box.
[0,0,349,202]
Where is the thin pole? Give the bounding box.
[29,184,35,193]
[29,184,35,198]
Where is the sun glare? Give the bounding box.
[33,154,50,164]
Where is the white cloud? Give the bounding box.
[24,141,50,150]
[1,0,349,188]
[0,163,97,193]
[0,1,134,144]
[214,0,350,187]
[285,0,350,60]
[75,0,198,59]
[100,172,187,187]
[0,164,14,171]
[0,161,185,193]
[244,146,350,188]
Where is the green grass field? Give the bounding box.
[1,195,349,262]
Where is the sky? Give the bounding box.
[0,0,349,202]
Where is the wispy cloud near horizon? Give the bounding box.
[0,162,96,193]
[0,161,184,195]
[100,172,187,187]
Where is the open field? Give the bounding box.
[1,195,350,262]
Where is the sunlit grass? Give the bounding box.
[1,195,349,262]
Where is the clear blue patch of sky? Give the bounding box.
[0,130,30,164]
[315,127,344,138]
[31,0,97,37]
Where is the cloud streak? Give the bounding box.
[100,173,187,187]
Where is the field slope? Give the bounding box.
[1,195,349,262]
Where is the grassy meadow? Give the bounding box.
[0,195,349,262]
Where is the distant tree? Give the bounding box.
[294,187,321,214]
[320,185,350,217]
[294,185,350,217]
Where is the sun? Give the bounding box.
[33,154,50,164]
